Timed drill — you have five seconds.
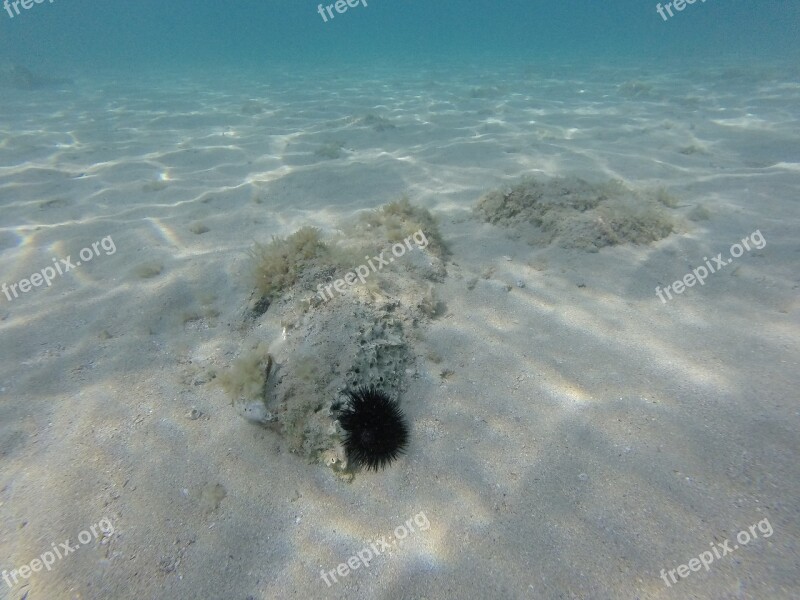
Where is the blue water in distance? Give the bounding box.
[0,0,797,72]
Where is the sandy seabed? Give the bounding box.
[0,59,798,599]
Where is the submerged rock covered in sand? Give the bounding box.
[219,197,447,473]
[475,175,681,252]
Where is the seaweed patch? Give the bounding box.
[475,175,680,252]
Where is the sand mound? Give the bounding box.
[219,198,446,478]
[475,175,679,251]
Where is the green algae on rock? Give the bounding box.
[475,175,680,251]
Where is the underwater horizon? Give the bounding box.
[0,0,798,70]
[1,2,799,599]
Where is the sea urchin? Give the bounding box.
[338,386,409,471]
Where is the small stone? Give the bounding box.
[578,473,589,482]
[516,280,525,288]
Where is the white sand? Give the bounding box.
[1,60,798,599]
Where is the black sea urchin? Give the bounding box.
[339,386,409,471]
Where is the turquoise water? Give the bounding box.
[1,2,799,600]
[1,1,798,70]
